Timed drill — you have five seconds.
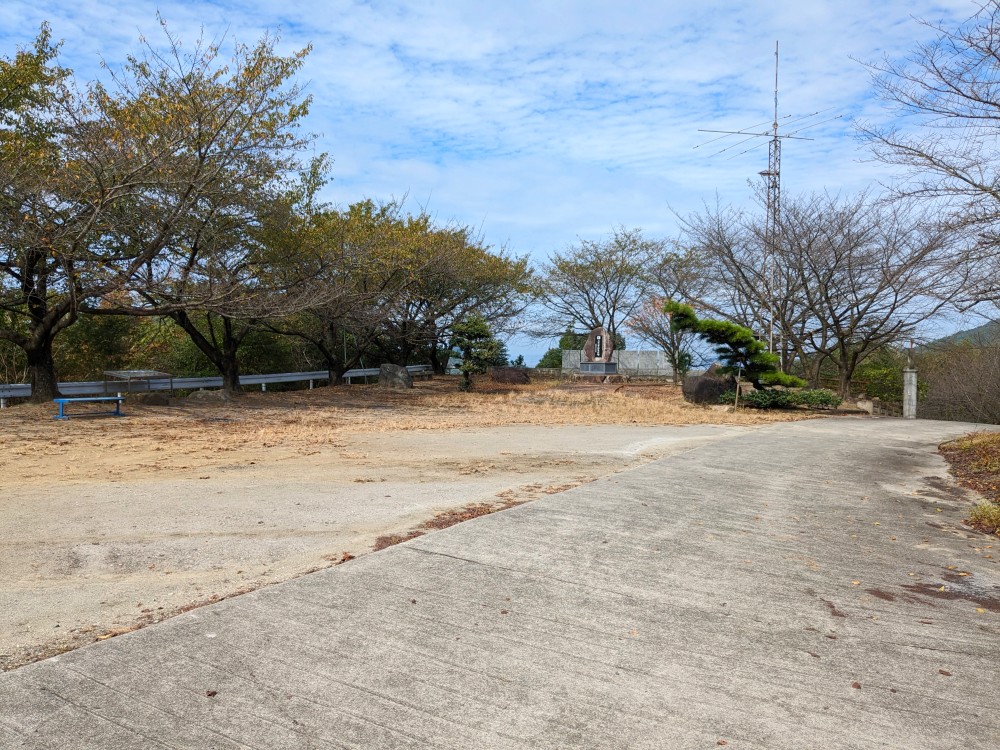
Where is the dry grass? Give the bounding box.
[227,378,812,435]
[940,431,1000,535]
[0,377,817,485]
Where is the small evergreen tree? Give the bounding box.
[664,301,804,389]
[449,315,504,390]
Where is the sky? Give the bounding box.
[0,0,980,362]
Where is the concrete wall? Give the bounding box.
[561,350,675,378]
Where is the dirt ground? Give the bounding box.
[0,377,816,670]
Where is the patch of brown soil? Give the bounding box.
[0,378,812,487]
[373,498,528,551]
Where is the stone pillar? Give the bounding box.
[903,368,917,419]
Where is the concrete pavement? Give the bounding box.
[1,417,998,748]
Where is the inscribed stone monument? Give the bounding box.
[580,326,618,375]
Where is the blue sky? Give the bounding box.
[0,0,978,362]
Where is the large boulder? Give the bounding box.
[378,363,413,389]
[682,373,735,404]
[489,367,531,385]
[186,388,228,402]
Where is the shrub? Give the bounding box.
[720,388,843,410]
[969,502,1000,535]
[788,388,843,408]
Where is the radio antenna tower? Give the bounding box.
[695,42,841,358]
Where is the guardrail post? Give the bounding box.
[261,383,267,392]
[1,398,6,409]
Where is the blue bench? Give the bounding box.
[53,396,125,420]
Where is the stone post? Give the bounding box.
[903,368,917,419]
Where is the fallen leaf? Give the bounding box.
[852,682,862,689]
[938,670,952,677]
[976,608,986,614]
[851,580,861,586]
[205,690,217,697]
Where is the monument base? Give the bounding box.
[579,361,618,375]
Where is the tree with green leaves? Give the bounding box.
[664,301,804,389]
[535,348,562,368]
[264,198,419,384]
[80,27,317,397]
[0,25,87,399]
[0,23,316,400]
[449,315,505,391]
[376,226,532,373]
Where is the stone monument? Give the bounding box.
[579,326,618,375]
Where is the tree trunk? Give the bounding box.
[834,348,862,399]
[170,311,245,398]
[219,354,242,396]
[838,371,851,400]
[219,317,244,398]
[26,340,61,402]
[428,338,446,375]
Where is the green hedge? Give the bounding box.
[719,388,843,410]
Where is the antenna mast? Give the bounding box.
[694,41,837,362]
[760,41,781,358]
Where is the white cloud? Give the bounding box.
[0,0,982,360]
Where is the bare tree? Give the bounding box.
[682,192,964,396]
[918,341,1000,424]
[624,247,709,382]
[535,226,662,344]
[859,2,1000,306]
[624,299,695,383]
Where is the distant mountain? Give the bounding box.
[933,320,1000,346]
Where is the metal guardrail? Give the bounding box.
[0,365,433,400]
